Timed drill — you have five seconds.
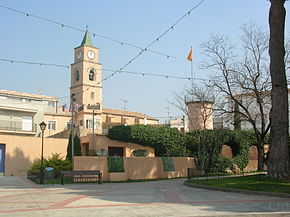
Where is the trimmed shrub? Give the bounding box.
[108,125,187,157]
[213,156,234,173]
[27,153,72,178]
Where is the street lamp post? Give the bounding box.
[39,121,47,184]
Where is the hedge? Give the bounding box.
[108,125,187,157]
[186,130,256,172]
[108,125,258,172]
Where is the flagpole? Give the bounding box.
[191,57,193,88]
[190,46,194,92]
[187,47,194,98]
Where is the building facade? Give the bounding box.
[225,90,290,132]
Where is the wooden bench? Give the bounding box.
[61,170,102,185]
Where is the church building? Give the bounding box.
[0,31,158,138]
[0,31,158,175]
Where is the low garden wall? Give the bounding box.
[74,156,197,181]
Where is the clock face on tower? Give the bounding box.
[88,50,95,60]
[76,50,82,60]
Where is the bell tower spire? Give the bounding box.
[80,30,93,47]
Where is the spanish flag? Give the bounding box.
[187,47,193,61]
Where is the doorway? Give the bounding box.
[108,147,124,157]
[0,144,5,174]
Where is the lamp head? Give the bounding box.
[39,121,47,131]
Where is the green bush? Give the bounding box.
[213,156,234,173]
[27,153,72,178]
[108,125,187,157]
[108,125,257,173]
[66,134,82,160]
[184,130,256,173]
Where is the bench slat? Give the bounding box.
[61,170,102,185]
[62,170,100,175]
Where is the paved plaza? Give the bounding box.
[0,176,290,216]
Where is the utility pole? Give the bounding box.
[92,109,95,148]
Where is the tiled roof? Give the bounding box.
[103,107,158,120]
[0,89,58,101]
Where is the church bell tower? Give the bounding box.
[70,30,102,134]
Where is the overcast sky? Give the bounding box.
[1,0,289,122]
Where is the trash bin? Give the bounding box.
[44,167,54,179]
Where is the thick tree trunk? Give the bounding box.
[257,146,265,171]
[268,0,289,178]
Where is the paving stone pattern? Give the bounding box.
[0,176,289,216]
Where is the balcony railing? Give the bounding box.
[0,120,37,132]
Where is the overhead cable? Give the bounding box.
[99,0,206,84]
[0,4,185,61]
[0,57,209,82]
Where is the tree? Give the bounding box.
[268,0,289,178]
[66,134,82,160]
[233,101,242,130]
[201,23,271,171]
[171,83,215,170]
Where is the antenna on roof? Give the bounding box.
[120,98,128,111]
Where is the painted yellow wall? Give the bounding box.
[74,156,197,181]
[101,114,159,127]
[44,114,71,137]
[0,135,68,176]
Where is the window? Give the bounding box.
[71,93,76,102]
[48,121,56,130]
[91,92,95,100]
[75,70,79,81]
[86,118,100,129]
[78,119,83,126]
[89,69,95,81]
[66,122,72,129]
[86,119,93,129]
[48,101,55,107]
